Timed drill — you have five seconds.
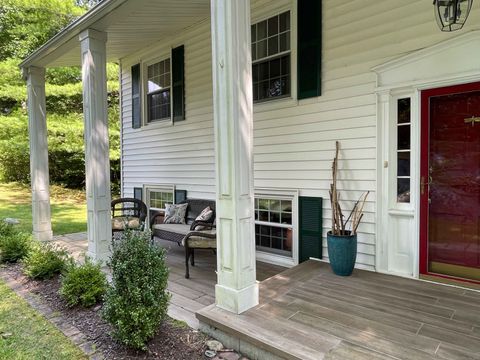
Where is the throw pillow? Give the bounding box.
[163,203,188,224]
[194,206,214,230]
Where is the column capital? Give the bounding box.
[79,29,107,43]
[22,66,45,82]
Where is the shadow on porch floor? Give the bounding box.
[53,232,286,329]
[197,260,480,360]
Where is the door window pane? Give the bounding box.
[396,98,411,203]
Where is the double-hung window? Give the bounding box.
[144,185,175,221]
[252,11,291,102]
[255,196,293,258]
[146,59,171,122]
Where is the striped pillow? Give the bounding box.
[194,206,214,230]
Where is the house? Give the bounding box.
[21,0,480,324]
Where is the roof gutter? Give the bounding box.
[19,0,128,71]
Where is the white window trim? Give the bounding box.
[142,55,173,127]
[251,2,298,111]
[143,184,175,223]
[254,188,298,268]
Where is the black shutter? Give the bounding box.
[133,187,143,201]
[174,189,187,203]
[297,0,322,100]
[172,45,185,122]
[131,64,142,128]
[299,196,323,263]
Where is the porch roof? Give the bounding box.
[19,0,210,69]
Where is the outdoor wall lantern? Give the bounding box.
[433,0,473,31]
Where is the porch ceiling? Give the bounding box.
[20,0,210,69]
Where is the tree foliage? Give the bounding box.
[0,0,85,60]
[0,0,120,192]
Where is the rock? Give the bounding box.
[1,332,13,339]
[3,218,19,225]
[217,351,241,360]
[205,349,217,358]
[206,339,224,351]
[93,304,102,312]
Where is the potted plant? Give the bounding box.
[328,141,369,276]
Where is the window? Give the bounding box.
[147,59,171,122]
[252,11,291,102]
[255,197,293,257]
[397,98,411,203]
[147,189,173,211]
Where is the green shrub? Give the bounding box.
[60,258,108,307]
[0,231,32,263]
[23,242,73,280]
[102,230,170,350]
[0,222,19,239]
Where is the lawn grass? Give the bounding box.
[0,182,87,235]
[0,279,87,360]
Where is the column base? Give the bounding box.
[32,230,53,242]
[215,282,259,314]
[86,249,111,265]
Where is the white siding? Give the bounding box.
[120,0,480,270]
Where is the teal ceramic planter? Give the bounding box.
[327,231,357,276]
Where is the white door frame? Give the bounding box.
[373,31,480,278]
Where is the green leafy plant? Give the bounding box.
[60,258,108,307]
[23,242,72,280]
[102,230,170,350]
[0,229,32,263]
[0,221,19,238]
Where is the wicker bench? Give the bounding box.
[150,198,216,278]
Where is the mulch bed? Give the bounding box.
[1,264,209,359]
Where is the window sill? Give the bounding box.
[143,119,173,129]
[256,250,295,268]
[253,96,298,113]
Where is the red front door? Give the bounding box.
[420,82,480,282]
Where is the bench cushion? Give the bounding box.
[182,230,217,249]
[112,216,140,230]
[152,223,191,235]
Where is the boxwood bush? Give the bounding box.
[102,230,170,349]
[0,223,32,263]
[60,258,108,308]
[23,242,73,280]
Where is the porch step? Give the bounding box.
[197,303,341,360]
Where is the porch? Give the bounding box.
[54,233,480,360]
[198,261,480,360]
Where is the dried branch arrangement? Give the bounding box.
[329,141,369,236]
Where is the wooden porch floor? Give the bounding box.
[198,260,480,360]
[53,233,285,329]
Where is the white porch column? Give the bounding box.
[210,0,258,314]
[79,29,112,262]
[25,66,53,241]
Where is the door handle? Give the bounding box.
[464,116,480,126]
[420,176,432,196]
